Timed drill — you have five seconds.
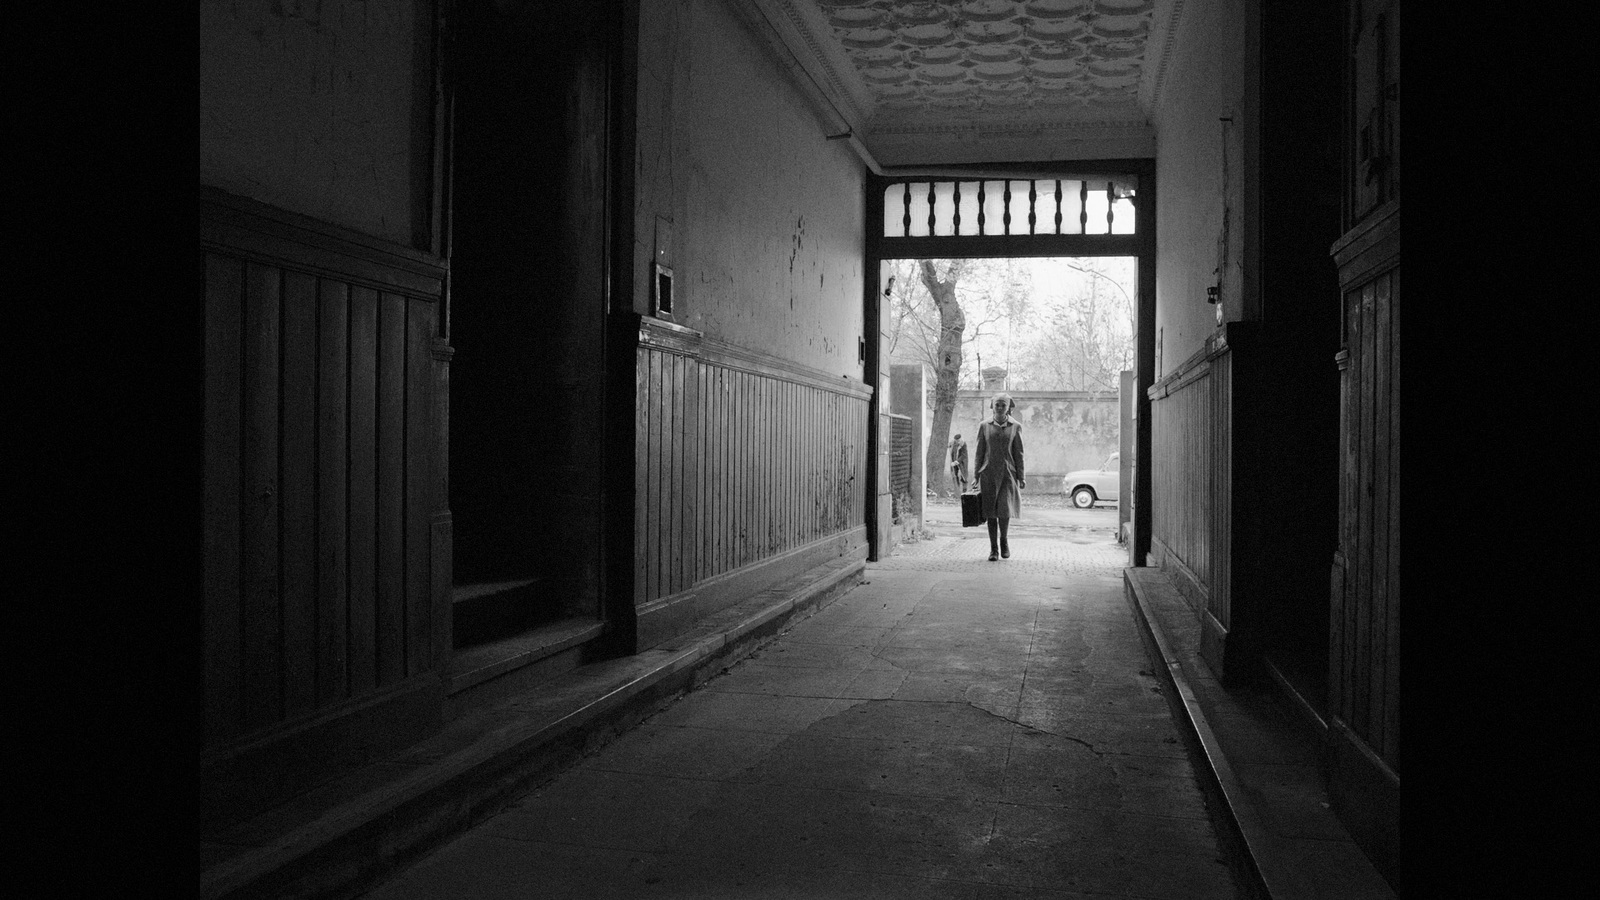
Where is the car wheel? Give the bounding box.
[1071,487,1096,509]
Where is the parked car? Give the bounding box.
[1061,452,1119,508]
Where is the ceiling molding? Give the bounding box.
[871,118,1149,136]
[769,0,876,122]
[740,0,873,130]
[742,1,1171,165]
[1140,0,1186,114]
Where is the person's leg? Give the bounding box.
[986,518,999,560]
[999,517,1010,558]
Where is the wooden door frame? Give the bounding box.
[863,161,1156,564]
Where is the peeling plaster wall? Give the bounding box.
[634,0,866,378]
[1150,0,1246,377]
[200,0,433,247]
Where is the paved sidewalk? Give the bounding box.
[360,535,1243,899]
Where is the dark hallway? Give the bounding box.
[200,1,1399,896]
[354,530,1391,899]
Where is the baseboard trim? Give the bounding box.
[201,675,444,833]
[636,527,868,651]
[1263,656,1328,737]
[1326,717,1400,888]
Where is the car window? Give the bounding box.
[1104,453,1117,470]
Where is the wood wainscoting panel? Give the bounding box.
[347,285,380,698]
[631,317,870,648]
[315,280,350,709]
[203,253,245,746]
[1209,347,1232,636]
[201,187,449,825]
[241,260,284,733]
[1150,349,1216,620]
[281,270,320,720]
[1334,249,1399,768]
[375,291,407,688]
[406,297,436,678]
[1148,327,1256,682]
[1324,199,1401,768]
[1330,199,1399,881]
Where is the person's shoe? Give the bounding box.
[1001,542,1010,559]
[988,549,999,561]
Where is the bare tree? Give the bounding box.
[884,258,938,366]
[886,258,1013,377]
[1006,258,1134,392]
[919,259,970,497]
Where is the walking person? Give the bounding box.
[975,394,1025,560]
[949,433,969,495]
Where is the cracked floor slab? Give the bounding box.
[362,550,1243,900]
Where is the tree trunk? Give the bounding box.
[920,260,966,497]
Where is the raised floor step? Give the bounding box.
[199,555,864,900]
[447,618,604,694]
[451,579,561,648]
[1124,566,1396,900]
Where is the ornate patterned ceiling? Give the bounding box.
[743,0,1177,165]
[818,0,1153,119]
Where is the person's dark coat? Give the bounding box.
[949,437,969,485]
[974,419,1023,519]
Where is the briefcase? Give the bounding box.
[960,491,984,527]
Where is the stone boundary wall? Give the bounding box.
[950,390,1120,491]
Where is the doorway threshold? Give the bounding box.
[445,618,606,716]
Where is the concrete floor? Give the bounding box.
[359,531,1243,899]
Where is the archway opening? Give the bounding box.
[879,256,1136,550]
[864,168,1155,565]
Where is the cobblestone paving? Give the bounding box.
[877,531,1130,577]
